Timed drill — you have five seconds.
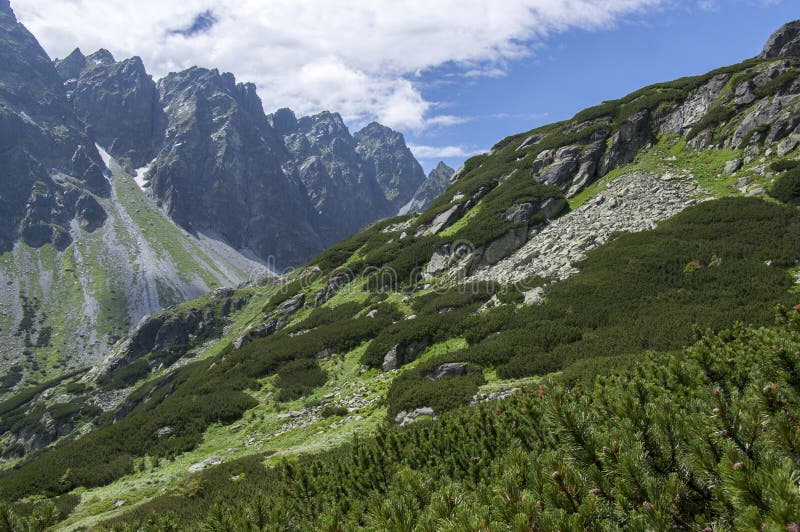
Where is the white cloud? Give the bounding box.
[11,0,663,133]
[408,144,486,159]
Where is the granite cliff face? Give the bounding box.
[272,109,424,245]
[147,68,322,267]
[55,48,164,169]
[399,161,454,215]
[354,121,427,210]
[0,1,108,252]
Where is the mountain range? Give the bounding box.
[0,0,449,385]
[1,4,800,530]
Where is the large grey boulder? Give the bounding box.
[760,20,800,59]
[428,363,468,380]
[382,339,430,371]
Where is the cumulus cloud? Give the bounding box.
[409,144,487,159]
[12,0,663,132]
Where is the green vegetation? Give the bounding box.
[84,311,800,531]
[769,164,800,204]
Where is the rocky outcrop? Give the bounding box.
[56,49,165,169]
[0,4,109,252]
[234,292,304,349]
[473,171,704,283]
[399,161,455,215]
[100,288,249,374]
[427,362,468,380]
[314,272,353,306]
[394,406,436,426]
[760,20,800,59]
[382,339,430,371]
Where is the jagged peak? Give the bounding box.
[86,48,116,66]
[54,47,87,80]
[431,161,455,176]
[268,107,298,135]
[355,121,404,143]
[760,20,800,58]
[1,0,13,16]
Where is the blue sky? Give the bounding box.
[407,1,799,173]
[12,0,799,174]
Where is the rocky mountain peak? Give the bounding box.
[354,121,425,209]
[86,48,115,66]
[398,160,454,215]
[0,0,11,15]
[760,20,800,58]
[268,107,298,135]
[62,49,163,169]
[54,47,86,80]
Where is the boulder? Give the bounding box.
[188,456,222,473]
[540,197,567,219]
[481,227,528,266]
[420,204,461,236]
[505,203,536,224]
[524,286,545,305]
[382,339,430,371]
[234,317,286,349]
[723,159,742,174]
[428,362,468,380]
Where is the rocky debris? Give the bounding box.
[427,363,468,380]
[188,456,222,473]
[760,20,800,59]
[366,309,379,318]
[399,161,455,215]
[382,339,430,371]
[473,171,704,284]
[524,286,546,305]
[471,387,519,405]
[314,272,352,306]
[394,407,436,426]
[383,218,415,233]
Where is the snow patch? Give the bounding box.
[133,160,154,191]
